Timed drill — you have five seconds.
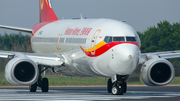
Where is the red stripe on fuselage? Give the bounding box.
[81,42,139,57]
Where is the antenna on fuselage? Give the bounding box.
[80,13,83,20]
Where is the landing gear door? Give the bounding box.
[90,29,101,56]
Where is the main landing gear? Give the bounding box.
[29,66,49,92]
[107,75,128,95]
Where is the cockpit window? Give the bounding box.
[104,36,137,43]
[104,36,124,43]
[104,36,109,43]
[113,37,125,42]
[126,37,136,42]
[104,36,112,43]
[108,37,112,43]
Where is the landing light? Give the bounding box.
[71,53,76,58]
[55,57,61,61]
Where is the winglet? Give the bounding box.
[39,0,58,22]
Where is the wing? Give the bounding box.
[0,51,65,67]
[0,25,32,34]
[139,50,180,64]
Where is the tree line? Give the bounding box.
[0,33,32,52]
[138,20,180,53]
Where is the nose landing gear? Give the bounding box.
[111,82,127,95]
[107,75,128,95]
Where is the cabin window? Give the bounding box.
[65,38,87,44]
[126,37,136,42]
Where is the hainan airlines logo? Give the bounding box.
[41,0,52,10]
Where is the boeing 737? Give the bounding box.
[0,0,179,95]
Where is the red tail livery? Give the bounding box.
[39,0,58,22]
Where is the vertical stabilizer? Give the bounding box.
[39,0,58,22]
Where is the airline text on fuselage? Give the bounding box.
[64,27,92,36]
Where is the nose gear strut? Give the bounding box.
[107,75,129,95]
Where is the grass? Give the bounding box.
[171,77,180,84]
[0,73,109,86]
[43,74,108,85]
[0,73,179,86]
[0,73,13,86]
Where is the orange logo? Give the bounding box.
[40,0,49,10]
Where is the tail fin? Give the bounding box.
[39,0,58,22]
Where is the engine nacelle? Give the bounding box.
[141,58,174,86]
[5,57,39,85]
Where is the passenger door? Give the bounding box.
[90,29,101,56]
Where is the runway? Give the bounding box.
[0,85,179,101]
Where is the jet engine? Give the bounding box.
[5,57,39,85]
[141,58,174,86]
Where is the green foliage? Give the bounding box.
[43,75,108,85]
[0,33,32,52]
[138,20,180,53]
[0,73,109,86]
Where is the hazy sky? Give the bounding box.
[0,0,179,34]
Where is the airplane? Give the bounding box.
[0,0,179,95]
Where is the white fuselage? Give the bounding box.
[31,19,141,77]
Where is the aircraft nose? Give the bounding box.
[115,44,136,61]
[114,44,140,75]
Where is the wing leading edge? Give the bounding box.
[139,50,180,64]
[0,51,65,67]
[0,25,32,34]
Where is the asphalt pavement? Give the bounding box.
[0,85,179,101]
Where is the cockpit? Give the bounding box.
[104,36,136,44]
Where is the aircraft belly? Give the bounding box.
[72,58,98,76]
[65,50,99,76]
[53,66,76,76]
[89,49,116,77]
